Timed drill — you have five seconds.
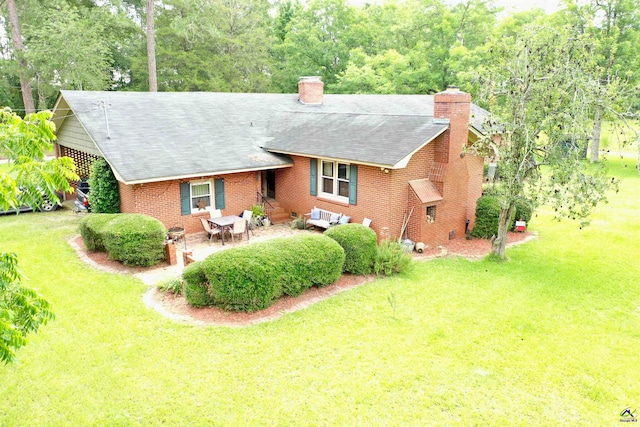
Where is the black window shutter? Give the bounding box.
[310,158,317,196]
[349,164,358,205]
[180,182,190,215]
[215,178,225,209]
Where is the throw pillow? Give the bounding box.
[310,208,321,220]
[338,215,351,224]
[330,213,341,224]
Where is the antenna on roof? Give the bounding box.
[101,100,111,139]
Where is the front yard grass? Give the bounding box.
[0,158,638,426]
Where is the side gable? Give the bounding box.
[56,113,102,157]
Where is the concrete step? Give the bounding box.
[269,210,290,225]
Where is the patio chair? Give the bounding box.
[231,219,247,243]
[208,208,222,219]
[242,209,254,236]
[200,217,221,242]
[362,218,372,227]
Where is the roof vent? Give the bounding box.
[298,76,324,105]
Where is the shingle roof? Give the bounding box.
[409,179,443,204]
[55,91,484,184]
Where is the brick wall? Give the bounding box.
[119,171,261,234]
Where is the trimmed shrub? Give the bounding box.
[89,158,120,213]
[471,195,501,238]
[511,198,534,230]
[324,224,377,274]
[182,261,211,308]
[78,213,117,252]
[102,214,165,267]
[202,234,344,312]
[472,195,535,236]
[374,239,413,276]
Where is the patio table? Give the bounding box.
[208,215,249,246]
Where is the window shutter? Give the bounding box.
[349,164,358,205]
[180,182,190,215]
[310,158,317,196]
[214,178,225,209]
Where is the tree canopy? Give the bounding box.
[0,110,77,363]
[471,24,618,258]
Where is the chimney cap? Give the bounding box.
[446,86,460,92]
[299,76,323,82]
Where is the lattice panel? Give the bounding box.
[59,146,101,184]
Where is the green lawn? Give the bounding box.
[1,158,638,426]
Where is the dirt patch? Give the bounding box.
[70,232,536,327]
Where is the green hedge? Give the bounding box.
[471,195,501,238]
[472,196,535,237]
[201,234,344,312]
[182,261,211,308]
[101,214,166,267]
[512,198,534,230]
[88,158,120,213]
[324,224,377,274]
[78,213,117,252]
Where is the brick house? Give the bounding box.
[51,78,487,246]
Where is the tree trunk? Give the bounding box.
[491,202,516,259]
[590,104,603,163]
[146,0,158,92]
[7,0,35,114]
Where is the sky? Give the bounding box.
[349,0,565,14]
[487,0,563,14]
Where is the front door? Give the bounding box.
[265,170,276,199]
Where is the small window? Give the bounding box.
[191,181,212,212]
[426,205,436,223]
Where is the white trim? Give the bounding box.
[318,159,350,203]
[121,163,292,185]
[189,179,213,214]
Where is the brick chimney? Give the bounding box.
[433,86,471,164]
[298,76,324,105]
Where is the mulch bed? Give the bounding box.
[71,231,535,326]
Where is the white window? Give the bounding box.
[320,160,350,201]
[191,181,212,213]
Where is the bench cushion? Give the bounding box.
[310,208,321,220]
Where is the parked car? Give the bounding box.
[0,191,61,215]
[74,178,91,213]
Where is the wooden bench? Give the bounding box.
[303,206,344,230]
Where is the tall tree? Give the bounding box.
[472,24,616,259]
[131,0,274,92]
[5,0,35,113]
[271,0,357,92]
[146,0,157,91]
[559,0,640,163]
[0,109,77,363]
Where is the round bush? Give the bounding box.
[78,213,117,252]
[324,223,377,274]
[102,214,166,267]
[182,261,211,308]
[202,234,344,312]
[471,195,500,238]
[511,198,534,231]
